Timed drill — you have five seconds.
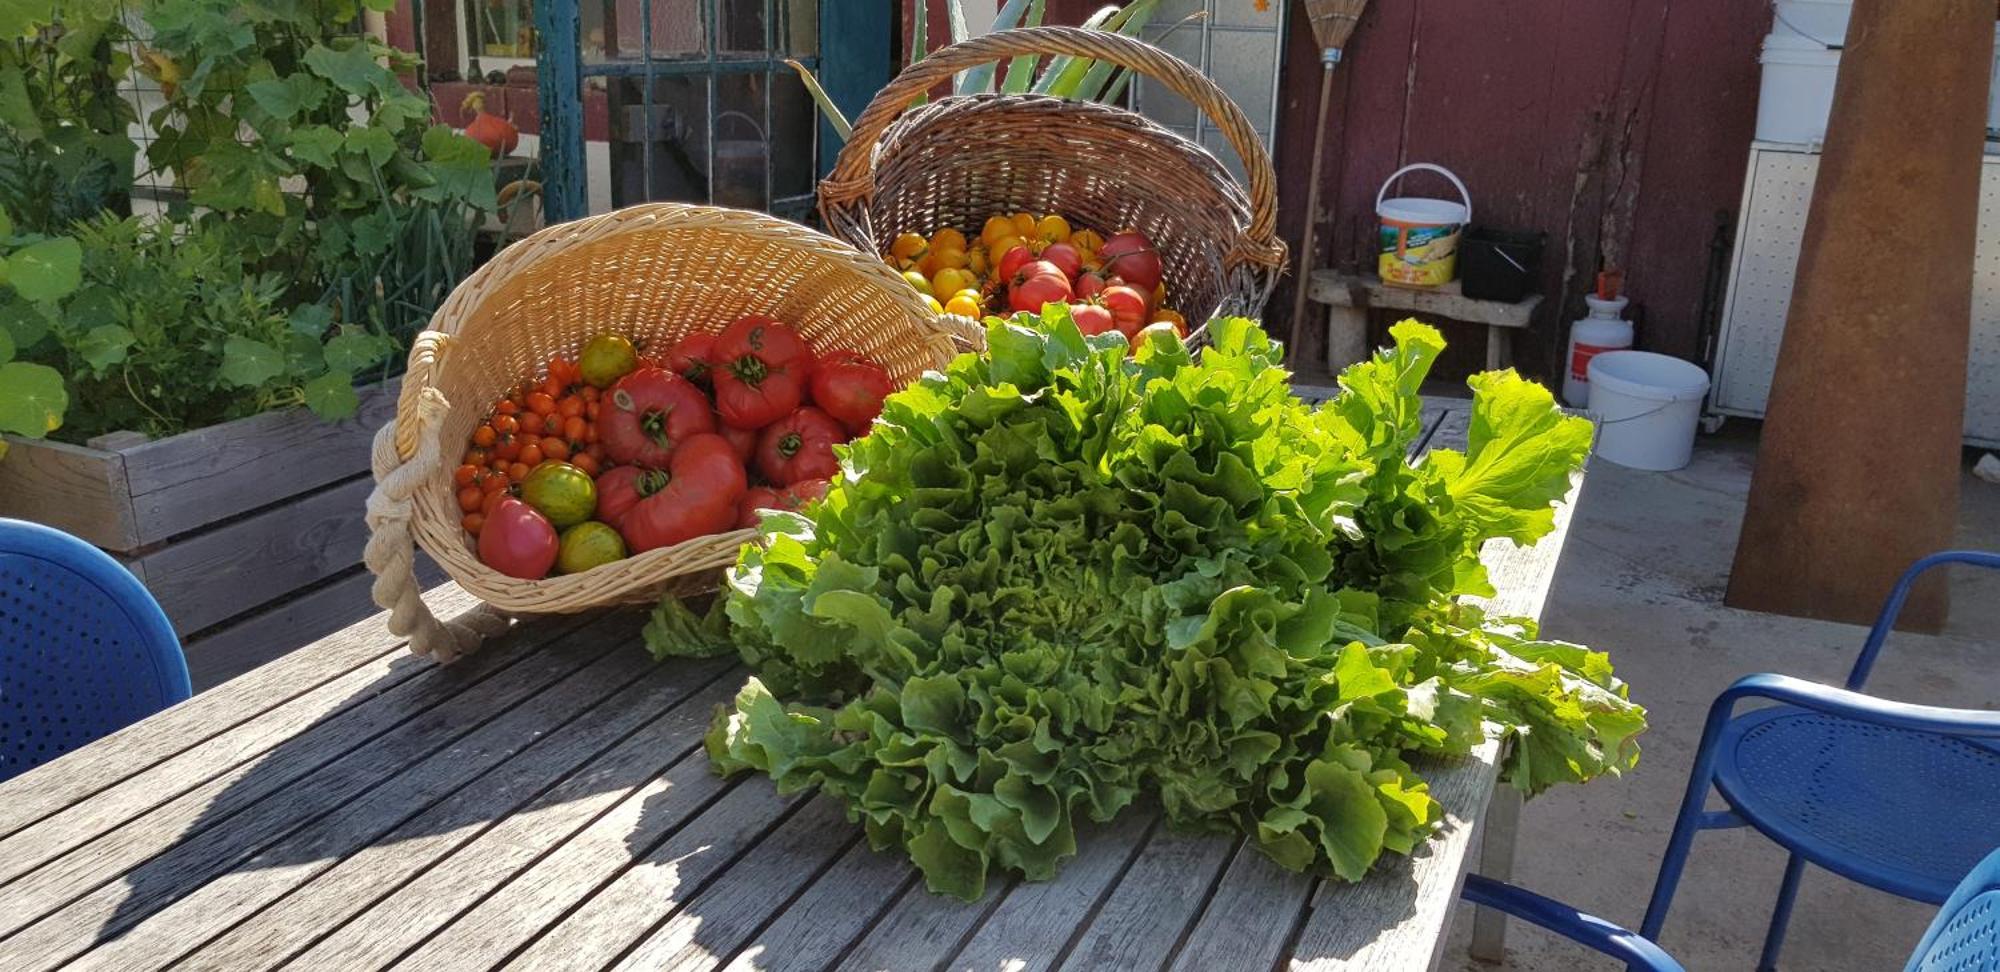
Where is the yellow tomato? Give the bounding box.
[944,293,983,318]
[931,267,976,296]
[1011,212,1038,237]
[930,227,968,252]
[1071,228,1105,252]
[930,245,968,270]
[980,215,1015,246]
[1153,281,1167,305]
[1035,214,1071,244]
[924,295,945,314]
[889,231,928,260]
[1151,308,1187,331]
[950,287,982,303]
[1081,256,1103,274]
[901,270,934,296]
[967,246,989,276]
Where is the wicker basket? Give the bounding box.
[363,203,958,661]
[819,26,1288,335]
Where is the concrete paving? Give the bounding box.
[1440,434,2000,971]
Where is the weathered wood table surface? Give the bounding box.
[0,397,1584,971]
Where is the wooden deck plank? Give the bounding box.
[1166,839,1317,972]
[1052,830,1241,972]
[0,584,476,839]
[0,642,423,888]
[284,668,733,972]
[610,798,862,972]
[0,625,611,968]
[440,780,799,971]
[833,875,1012,972]
[67,642,665,972]
[942,811,1156,972]
[717,841,919,972]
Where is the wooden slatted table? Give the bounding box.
[0,397,1583,972]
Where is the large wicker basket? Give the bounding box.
[819,26,1288,333]
[363,203,958,661]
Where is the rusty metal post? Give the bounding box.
[1726,0,1991,629]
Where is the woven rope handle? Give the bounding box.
[823,26,1282,268]
[364,332,509,662]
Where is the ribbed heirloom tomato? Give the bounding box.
[600,367,714,468]
[734,477,831,529]
[809,351,895,434]
[621,433,748,552]
[1099,285,1150,339]
[593,465,665,530]
[663,333,717,390]
[755,406,846,486]
[711,315,811,430]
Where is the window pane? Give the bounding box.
[783,0,817,57]
[712,72,769,210]
[468,0,536,59]
[720,0,770,57]
[608,74,711,206]
[770,67,816,206]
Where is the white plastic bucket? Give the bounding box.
[1771,0,1849,48]
[1586,350,1711,471]
[1376,163,1471,288]
[1756,32,1841,144]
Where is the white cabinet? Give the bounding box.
[1711,142,2000,447]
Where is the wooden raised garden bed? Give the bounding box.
[0,379,438,688]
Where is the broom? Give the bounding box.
[1285,0,1371,370]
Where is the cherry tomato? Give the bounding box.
[541,436,570,462]
[483,471,511,493]
[562,415,588,441]
[540,375,566,401]
[570,452,601,476]
[585,401,600,421]
[508,461,531,481]
[620,434,747,552]
[580,384,601,403]
[558,396,584,420]
[491,414,519,436]
[462,513,485,535]
[458,485,485,512]
[518,442,544,467]
[478,497,559,579]
[810,351,895,435]
[472,425,497,448]
[527,392,557,416]
[600,367,716,469]
[464,447,489,467]
[519,411,546,436]
[454,464,481,487]
[494,399,520,416]
[494,434,522,462]
[711,316,813,430]
[755,406,846,486]
[482,485,512,517]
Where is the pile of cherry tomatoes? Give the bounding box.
[455,316,895,581]
[887,213,1188,345]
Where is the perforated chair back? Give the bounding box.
[1907,845,2000,972]
[0,518,189,781]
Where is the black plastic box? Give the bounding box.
[1460,227,1546,303]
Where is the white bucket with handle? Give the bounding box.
[1376,163,1471,288]
[1586,350,1711,471]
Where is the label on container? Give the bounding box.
[1570,342,1623,382]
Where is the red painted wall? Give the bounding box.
[1272,0,1770,376]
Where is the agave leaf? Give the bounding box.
[1000,0,1048,93]
[785,59,852,142]
[967,0,1039,95]
[1072,0,1166,102]
[1031,4,1119,96]
[1099,9,1206,104]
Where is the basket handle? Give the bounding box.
[822,26,1283,270]
[365,330,510,662]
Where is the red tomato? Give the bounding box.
[478,497,559,579]
[1074,270,1108,300]
[594,465,666,530]
[711,316,811,430]
[810,351,895,434]
[664,333,718,390]
[785,478,829,504]
[718,419,758,464]
[1008,261,1074,314]
[1038,242,1082,280]
[735,486,781,529]
[600,367,715,469]
[755,406,846,486]
[621,434,748,552]
[1100,231,1163,290]
[996,245,1035,283]
[1100,285,1149,338]
[1070,302,1117,336]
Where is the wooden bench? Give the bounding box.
[1307,270,1542,373]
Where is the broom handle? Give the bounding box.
[1286,60,1338,370]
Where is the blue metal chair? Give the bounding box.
[1639,550,2000,970]
[1465,841,2000,971]
[0,518,189,782]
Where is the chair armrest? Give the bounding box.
[1849,550,2000,689]
[1720,673,2000,738]
[1460,874,1685,972]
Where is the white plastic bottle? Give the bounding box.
[1564,293,1633,407]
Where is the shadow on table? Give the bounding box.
[84,609,701,960]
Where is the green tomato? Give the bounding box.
[578,333,639,389]
[556,521,627,574]
[520,461,596,527]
